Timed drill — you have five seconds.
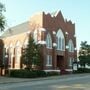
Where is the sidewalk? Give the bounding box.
[0,73,90,84]
[0,76,30,84]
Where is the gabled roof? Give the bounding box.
[1,21,29,38]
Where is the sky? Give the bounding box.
[0,0,90,50]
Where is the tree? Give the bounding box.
[0,39,4,67]
[22,34,41,70]
[79,41,90,68]
[0,2,6,31]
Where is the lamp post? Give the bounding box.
[4,54,8,68]
[53,42,57,69]
[72,47,78,72]
[5,53,12,76]
[3,54,8,75]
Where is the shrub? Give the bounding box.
[35,70,47,77]
[73,68,90,74]
[9,69,47,78]
[46,71,60,76]
[9,70,60,78]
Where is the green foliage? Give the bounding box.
[9,69,47,78]
[0,39,4,67]
[0,2,6,31]
[46,71,60,76]
[73,68,90,74]
[79,56,86,67]
[9,69,60,78]
[22,34,42,70]
[79,41,90,67]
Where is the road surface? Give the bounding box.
[0,74,90,90]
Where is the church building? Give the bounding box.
[0,11,77,72]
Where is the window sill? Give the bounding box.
[46,64,52,66]
[57,49,65,51]
[46,47,52,49]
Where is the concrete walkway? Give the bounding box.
[0,73,90,84]
[0,76,30,84]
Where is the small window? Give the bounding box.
[46,55,52,66]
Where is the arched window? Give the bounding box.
[56,29,65,50]
[33,29,41,43]
[46,33,52,49]
[68,39,74,52]
[9,43,14,68]
[33,29,38,43]
[15,41,21,64]
[23,38,28,48]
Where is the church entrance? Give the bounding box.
[57,55,64,69]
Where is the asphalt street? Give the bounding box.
[0,74,90,90]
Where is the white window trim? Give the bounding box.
[56,29,65,51]
[68,40,74,52]
[46,64,52,66]
[46,47,52,49]
[57,48,64,51]
[46,55,52,66]
[46,33,52,49]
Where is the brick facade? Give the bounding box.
[0,11,77,72]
